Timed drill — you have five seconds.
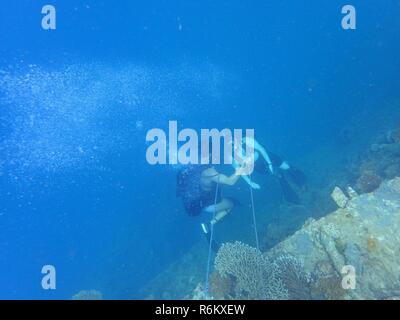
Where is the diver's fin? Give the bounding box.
[201,222,210,234]
[279,175,301,204]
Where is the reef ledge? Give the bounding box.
[267,177,400,300]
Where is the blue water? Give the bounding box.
[0,0,399,299]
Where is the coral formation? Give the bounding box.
[208,272,235,300]
[352,124,400,190]
[273,254,312,300]
[214,241,288,300]
[356,170,383,194]
[339,123,400,196]
[214,241,312,300]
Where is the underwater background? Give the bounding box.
[0,0,400,299]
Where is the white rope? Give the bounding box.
[204,177,220,298]
[249,175,260,250]
[204,173,260,298]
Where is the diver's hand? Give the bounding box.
[243,156,254,167]
[235,162,253,176]
[235,166,247,176]
[235,156,255,175]
[249,182,261,189]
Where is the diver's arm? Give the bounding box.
[241,175,261,189]
[245,137,274,174]
[211,167,245,186]
[232,158,260,189]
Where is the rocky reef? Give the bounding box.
[348,123,400,194]
[192,178,400,300]
[140,177,400,300]
[139,242,208,300]
[268,177,400,299]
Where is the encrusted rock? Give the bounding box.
[331,187,349,208]
[346,186,358,199]
[356,171,383,194]
[192,283,208,300]
[268,178,400,300]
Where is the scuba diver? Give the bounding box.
[234,137,307,204]
[176,162,248,249]
[176,137,306,249]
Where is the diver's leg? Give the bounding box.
[210,210,229,225]
[201,198,234,231]
[204,198,233,214]
[208,198,234,225]
[200,199,234,252]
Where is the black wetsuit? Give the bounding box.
[254,151,307,204]
[176,165,221,217]
[254,151,284,174]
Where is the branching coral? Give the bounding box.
[214,241,288,300]
[273,254,312,300]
